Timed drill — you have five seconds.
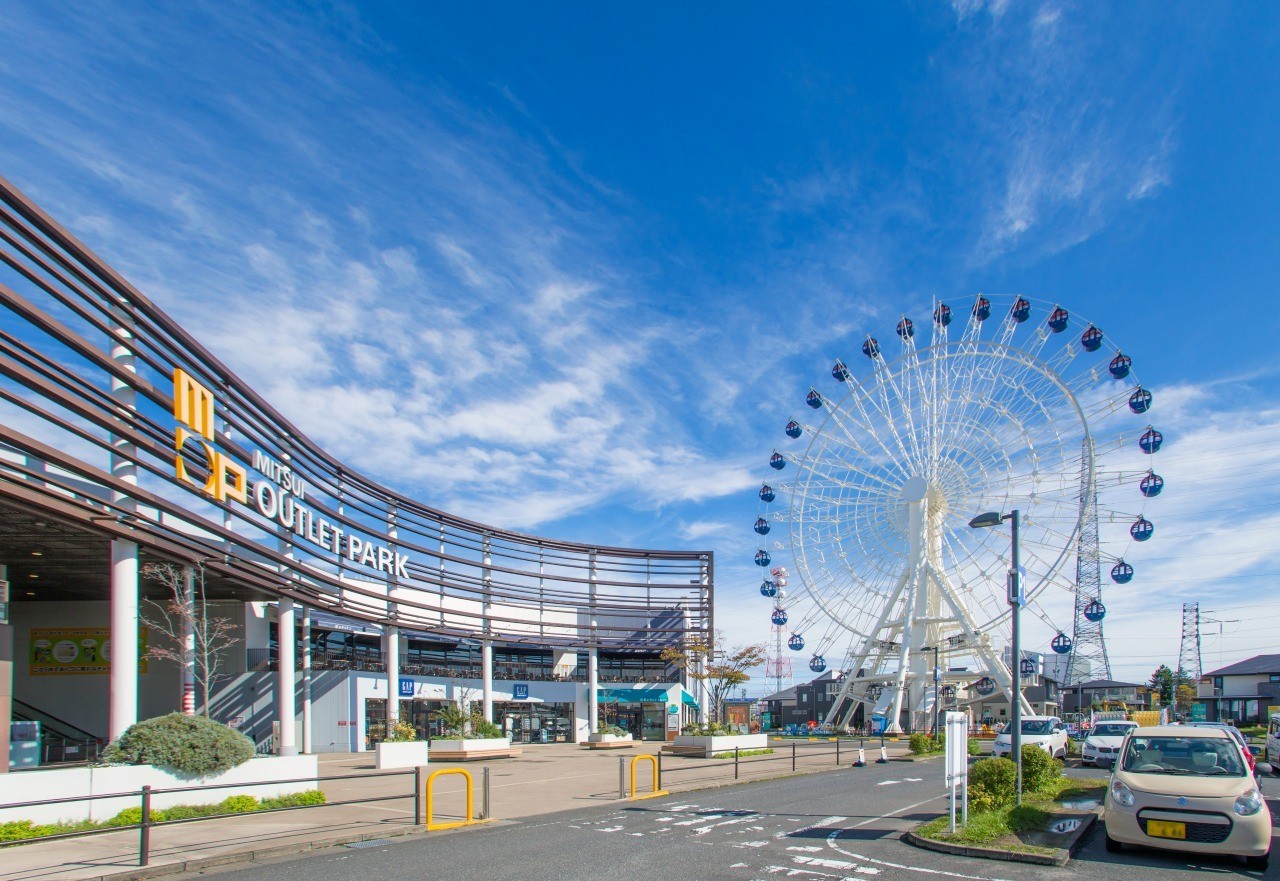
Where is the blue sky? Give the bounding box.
[2,1,1278,691]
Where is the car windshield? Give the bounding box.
[1121,735,1246,776]
[1092,723,1135,737]
[1020,720,1053,735]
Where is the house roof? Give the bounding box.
[762,686,799,702]
[1077,679,1143,690]
[1205,654,1280,678]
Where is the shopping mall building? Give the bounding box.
[0,176,714,765]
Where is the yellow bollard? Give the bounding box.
[628,754,670,800]
[424,767,491,831]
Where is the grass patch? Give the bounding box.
[710,748,775,758]
[0,790,326,844]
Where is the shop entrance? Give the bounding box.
[600,702,667,740]
[364,698,450,749]
[492,701,575,743]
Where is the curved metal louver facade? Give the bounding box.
[0,175,712,649]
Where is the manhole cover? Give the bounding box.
[1050,819,1081,834]
[345,839,394,849]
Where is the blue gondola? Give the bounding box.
[1011,297,1031,323]
[770,451,786,470]
[973,296,991,321]
[1129,387,1153,414]
[1048,306,1069,333]
[1084,600,1107,622]
[771,608,788,626]
[1081,324,1103,352]
[1111,560,1134,584]
[896,317,914,339]
[788,634,805,651]
[785,419,802,438]
[831,359,851,382]
[943,685,957,700]
[1109,352,1132,379]
[809,656,827,673]
[1140,471,1164,498]
[754,517,770,535]
[759,483,776,503]
[760,580,778,598]
[1020,658,1036,676]
[1130,517,1154,542]
[862,337,880,358]
[755,549,772,567]
[1139,427,1163,454]
[1051,633,1074,654]
[806,389,823,409]
[934,303,952,327]
[975,677,995,695]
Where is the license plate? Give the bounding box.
[1147,820,1186,840]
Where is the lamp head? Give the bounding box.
[968,511,1005,529]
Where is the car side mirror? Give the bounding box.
[1255,762,1273,777]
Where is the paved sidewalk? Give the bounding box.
[0,737,916,881]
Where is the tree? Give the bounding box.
[141,562,237,717]
[661,632,767,723]
[1148,664,1174,706]
[1175,683,1197,715]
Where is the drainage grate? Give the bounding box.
[345,839,394,849]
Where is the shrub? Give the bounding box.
[909,733,943,755]
[101,713,254,777]
[967,737,982,756]
[1019,744,1062,793]
[261,789,326,809]
[472,719,504,739]
[596,722,628,736]
[218,795,260,813]
[105,806,168,827]
[681,722,735,736]
[382,720,419,742]
[0,820,47,841]
[968,757,1018,809]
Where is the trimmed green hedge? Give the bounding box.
[101,713,254,777]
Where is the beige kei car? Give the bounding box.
[1104,725,1272,870]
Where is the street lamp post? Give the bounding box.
[921,644,941,737]
[969,509,1024,806]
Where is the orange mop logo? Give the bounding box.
[173,368,248,504]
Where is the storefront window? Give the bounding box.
[492,701,575,743]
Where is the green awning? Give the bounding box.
[597,687,671,704]
[680,691,699,707]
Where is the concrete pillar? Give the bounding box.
[109,540,139,741]
[385,624,400,734]
[587,647,599,733]
[276,598,297,755]
[1,564,11,773]
[181,566,196,715]
[481,641,494,722]
[302,606,312,754]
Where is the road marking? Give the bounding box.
[876,780,899,786]
[735,840,770,848]
[904,777,923,782]
[775,815,847,839]
[786,846,823,853]
[694,815,759,834]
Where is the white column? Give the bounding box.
[109,540,138,741]
[1,564,13,773]
[385,624,400,733]
[481,641,494,722]
[302,606,312,754]
[277,599,297,756]
[181,566,196,715]
[587,647,599,732]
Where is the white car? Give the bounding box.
[1082,720,1138,767]
[992,715,1069,759]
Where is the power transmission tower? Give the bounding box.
[765,612,793,694]
[1178,602,1202,680]
[1066,437,1111,685]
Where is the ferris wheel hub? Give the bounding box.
[900,475,928,503]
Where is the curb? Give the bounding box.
[903,807,1100,867]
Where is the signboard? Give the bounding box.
[667,713,680,731]
[29,627,147,675]
[667,704,679,715]
[945,712,970,832]
[513,683,529,700]
[0,579,8,625]
[1190,703,1207,721]
[399,678,415,697]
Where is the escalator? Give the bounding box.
[11,698,104,765]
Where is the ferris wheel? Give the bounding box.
[754,295,1164,733]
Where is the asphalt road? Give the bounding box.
[201,758,1280,881]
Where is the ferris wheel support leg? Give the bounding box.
[821,570,912,728]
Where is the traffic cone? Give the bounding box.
[854,746,866,767]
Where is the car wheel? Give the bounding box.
[1245,852,1269,871]
[1105,831,1124,853]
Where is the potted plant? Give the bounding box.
[429,711,519,760]
[586,723,634,748]
[669,722,769,756]
[375,720,429,769]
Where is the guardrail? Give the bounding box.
[0,765,492,866]
[618,737,914,797]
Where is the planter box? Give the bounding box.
[430,738,522,760]
[585,733,634,750]
[375,740,429,770]
[0,754,318,825]
[665,733,769,756]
